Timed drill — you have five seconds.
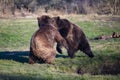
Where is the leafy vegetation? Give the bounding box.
[0,16,120,80]
[0,0,120,16]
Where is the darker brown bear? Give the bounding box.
[29,16,68,64]
[50,17,94,58]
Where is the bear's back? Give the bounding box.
[31,25,57,50]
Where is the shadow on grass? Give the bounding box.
[0,73,47,80]
[56,54,69,58]
[0,51,69,63]
[0,51,29,63]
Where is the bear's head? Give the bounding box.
[50,16,71,38]
[37,15,51,28]
[49,16,61,30]
[50,16,70,30]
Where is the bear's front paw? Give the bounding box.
[56,47,63,54]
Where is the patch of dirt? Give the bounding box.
[101,61,120,75]
[76,61,120,75]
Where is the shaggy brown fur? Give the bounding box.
[50,16,94,58]
[29,16,68,64]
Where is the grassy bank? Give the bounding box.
[0,16,120,80]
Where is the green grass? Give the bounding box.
[0,18,38,51]
[0,16,120,80]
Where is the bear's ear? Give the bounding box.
[45,16,50,20]
[37,17,40,21]
[56,16,60,21]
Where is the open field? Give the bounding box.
[0,15,120,80]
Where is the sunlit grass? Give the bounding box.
[0,16,120,80]
[0,19,38,51]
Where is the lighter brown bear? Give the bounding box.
[29,15,68,64]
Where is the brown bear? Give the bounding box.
[112,32,120,38]
[94,34,112,40]
[49,16,94,58]
[29,15,68,64]
[94,32,120,40]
